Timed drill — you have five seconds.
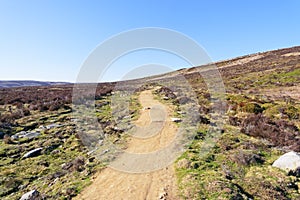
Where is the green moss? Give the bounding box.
[255,68,300,87]
[241,102,264,114]
[284,105,299,119]
[227,94,249,104]
[264,103,300,120]
[282,68,300,80]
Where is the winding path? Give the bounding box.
[75,89,179,200]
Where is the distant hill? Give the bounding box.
[0,80,70,88]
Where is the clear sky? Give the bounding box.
[0,0,299,82]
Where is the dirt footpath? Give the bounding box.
[75,90,180,200]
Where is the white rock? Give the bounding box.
[272,151,300,171]
[171,117,182,122]
[38,125,46,130]
[24,132,40,139]
[11,131,26,139]
[12,131,40,140]
[103,149,109,154]
[177,111,186,115]
[22,148,43,159]
[46,123,62,129]
[11,135,19,140]
[20,190,40,200]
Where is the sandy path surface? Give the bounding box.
[74,90,180,200]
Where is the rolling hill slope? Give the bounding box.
[0,46,299,199]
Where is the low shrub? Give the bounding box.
[241,114,300,151]
[284,105,299,119]
[231,151,264,166]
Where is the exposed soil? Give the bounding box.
[282,52,300,57]
[74,89,179,200]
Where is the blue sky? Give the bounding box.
[0,0,299,82]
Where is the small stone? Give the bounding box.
[171,117,182,122]
[46,123,62,129]
[287,182,298,190]
[22,148,43,159]
[113,127,124,132]
[38,125,46,130]
[48,177,59,187]
[88,157,95,162]
[159,191,168,199]
[102,149,109,154]
[24,132,40,139]
[288,167,300,177]
[177,111,186,115]
[11,131,40,140]
[20,190,41,200]
[11,131,26,140]
[61,162,73,170]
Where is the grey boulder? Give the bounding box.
[11,131,40,140]
[272,151,300,171]
[24,132,41,139]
